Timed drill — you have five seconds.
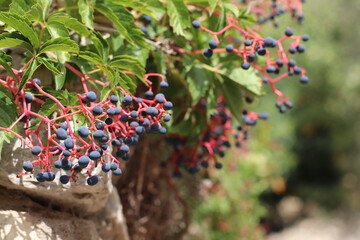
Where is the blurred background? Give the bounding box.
[183,0,360,239]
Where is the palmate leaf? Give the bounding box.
[186,64,211,104]
[78,0,95,29]
[226,68,263,96]
[9,0,36,17]
[215,74,244,122]
[95,2,145,47]
[109,55,145,83]
[38,37,79,54]
[208,0,219,15]
[18,58,40,92]
[0,50,17,80]
[37,57,63,75]
[0,12,39,48]
[78,51,104,65]
[46,22,70,63]
[48,14,91,37]
[0,32,33,52]
[167,0,191,37]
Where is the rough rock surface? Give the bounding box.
[0,139,130,240]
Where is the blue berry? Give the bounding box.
[89,151,101,160]
[201,161,209,168]
[77,126,89,138]
[113,168,122,176]
[192,20,201,28]
[155,96,165,104]
[159,127,167,134]
[60,122,68,130]
[215,162,223,169]
[87,176,98,186]
[23,161,33,172]
[136,126,145,135]
[139,26,147,33]
[93,130,105,139]
[288,46,297,54]
[203,48,213,58]
[142,118,151,126]
[24,93,33,103]
[120,114,129,122]
[266,66,276,73]
[120,145,130,153]
[160,81,169,88]
[78,155,90,167]
[130,111,138,118]
[54,160,62,169]
[208,40,218,49]
[64,138,74,149]
[111,139,122,146]
[36,173,45,182]
[258,113,269,119]
[32,78,41,86]
[114,108,121,115]
[110,95,118,104]
[264,37,277,48]
[288,59,296,67]
[302,34,310,41]
[102,163,111,172]
[105,118,113,125]
[226,45,234,52]
[150,123,160,133]
[122,95,133,105]
[107,108,115,116]
[92,106,103,115]
[296,44,306,53]
[300,76,309,84]
[130,121,139,127]
[95,122,105,130]
[257,48,266,55]
[74,164,82,172]
[43,172,55,181]
[244,39,252,46]
[163,115,171,122]
[60,175,69,184]
[56,128,68,140]
[31,146,42,155]
[285,28,294,36]
[63,150,71,157]
[144,91,154,99]
[241,62,250,70]
[110,162,118,170]
[141,15,152,24]
[86,91,97,102]
[164,101,173,110]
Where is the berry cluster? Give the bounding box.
[187,15,309,113]
[163,97,268,177]
[0,65,171,186]
[242,0,306,25]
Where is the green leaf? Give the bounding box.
[0,12,39,48]
[9,0,36,16]
[25,4,43,22]
[215,74,244,122]
[110,0,153,16]
[78,0,95,29]
[0,32,33,52]
[208,0,219,15]
[0,131,15,157]
[0,86,17,127]
[48,14,91,37]
[46,21,70,63]
[95,3,145,47]
[167,0,191,37]
[187,64,211,104]
[18,58,40,92]
[37,57,63,75]
[100,85,112,101]
[0,50,17,80]
[38,37,79,54]
[78,51,104,65]
[54,66,66,90]
[109,55,145,83]
[38,98,58,117]
[38,0,52,20]
[226,68,262,96]
[90,31,109,63]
